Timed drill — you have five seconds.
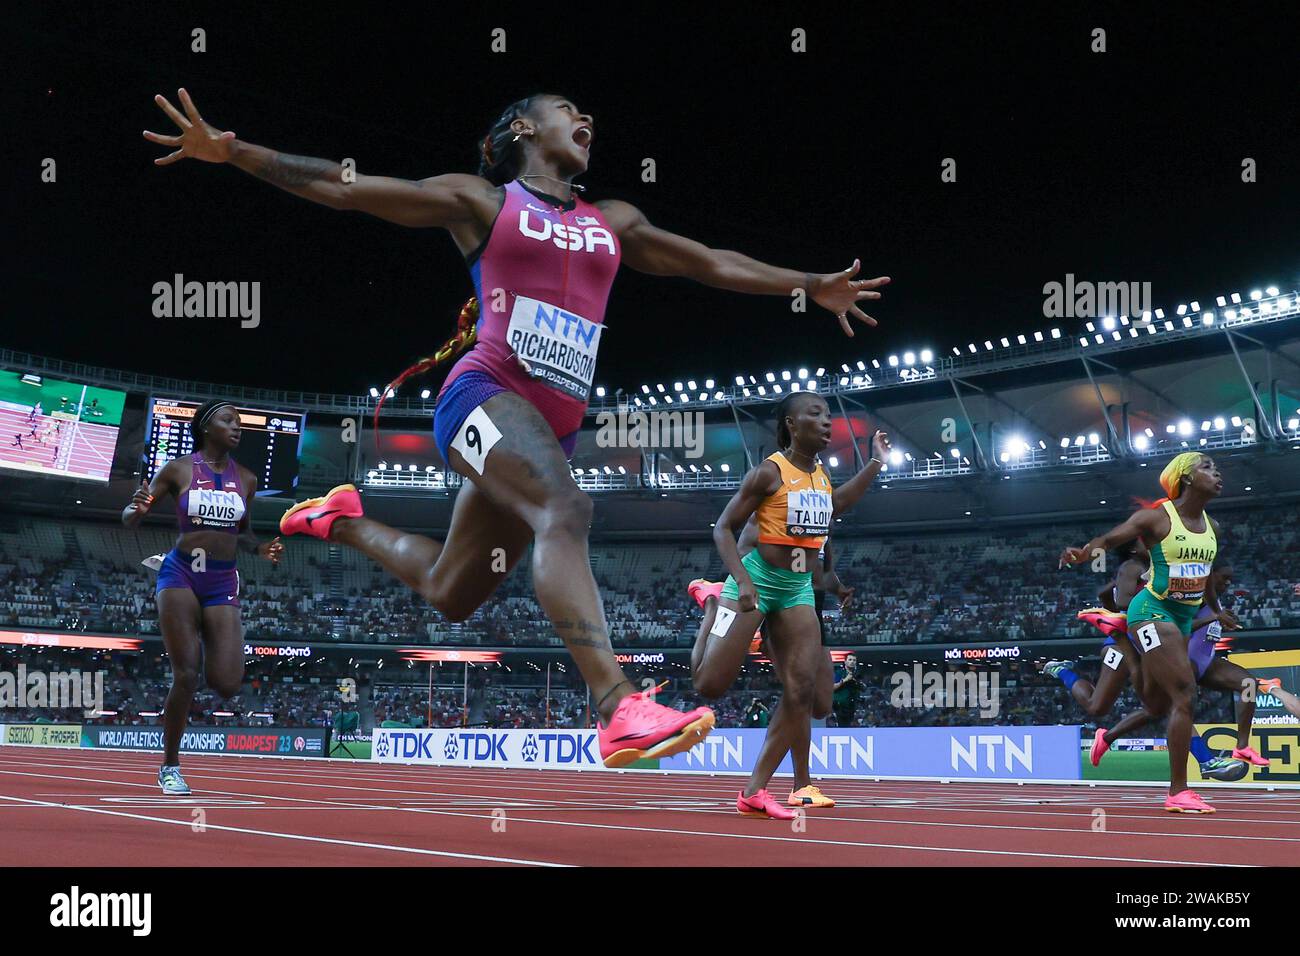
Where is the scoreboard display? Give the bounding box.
[146,398,305,495]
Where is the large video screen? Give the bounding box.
[146,398,305,496]
[0,371,125,482]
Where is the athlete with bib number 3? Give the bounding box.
[1059,453,1237,814]
[145,89,890,766]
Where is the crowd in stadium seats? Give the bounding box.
[2,509,1298,649]
[0,642,1245,737]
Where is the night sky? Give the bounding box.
[9,3,1299,398]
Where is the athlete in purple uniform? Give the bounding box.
[123,399,283,794]
[146,88,888,768]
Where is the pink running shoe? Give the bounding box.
[737,789,797,820]
[1232,746,1269,766]
[1090,727,1111,767]
[1077,608,1129,639]
[687,578,724,609]
[598,682,715,769]
[1164,790,1216,814]
[279,484,363,540]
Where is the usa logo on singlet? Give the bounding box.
[517,210,617,255]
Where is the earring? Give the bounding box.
[512,130,532,143]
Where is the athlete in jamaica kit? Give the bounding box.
[146,88,891,768]
[122,400,283,794]
[1060,453,1240,814]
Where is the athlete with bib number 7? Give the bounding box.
[145,89,891,767]
[1059,452,1238,814]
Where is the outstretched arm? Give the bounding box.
[597,199,890,337]
[145,89,489,227]
[832,431,890,515]
[1060,508,1163,568]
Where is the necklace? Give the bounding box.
[519,174,583,198]
[785,448,818,468]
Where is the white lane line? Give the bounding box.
[0,794,569,867]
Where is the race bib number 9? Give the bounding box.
[506,296,602,402]
[786,489,831,539]
[452,405,503,476]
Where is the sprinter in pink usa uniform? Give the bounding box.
[146,89,890,769]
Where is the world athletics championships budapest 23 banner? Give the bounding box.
[659,726,1083,780]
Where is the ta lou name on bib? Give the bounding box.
[786,489,831,537]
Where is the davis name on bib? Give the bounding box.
[188,489,244,525]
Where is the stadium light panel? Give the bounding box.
[705,379,715,389]
[1176,304,1187,316]
[921,349,933,363]
[720,463,730,472]
[674,381,683,391]
[1133,435,1149,450]
[1267,286,1279,296]
[798,368,808,379]
[368,387,379,398]
[1060,437,1070,448]
[889,450,903,466]
[1103,317,1116,330]
[1155,309,1165,319]
[904,352,916,365]
[828,456,839,467]
[888,355,899,367]
[1000,337,1010,347]
[656,383,666,392]
[950,447,960,458]
[1088,433,1099,445]
[1086,322,1096,332]
[421,388,431,399]
[781,370,791,381]
[1033,332,1043,342]
[1213,417,1225,430]
[1216,296,1227,307]
[1190,301,1200,312]
[1051,328,1061,338]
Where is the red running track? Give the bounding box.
[0,747,1296,867]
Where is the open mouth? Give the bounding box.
[572,125,593,149]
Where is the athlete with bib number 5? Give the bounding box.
[144,89,890,767]
[1059,453,1236,814]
